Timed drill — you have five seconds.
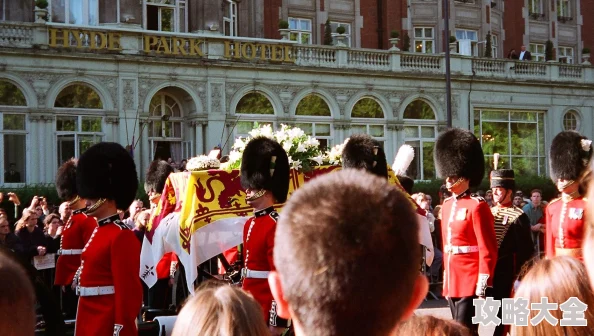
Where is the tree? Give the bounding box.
[324,20,333,46]
[402,31,410,52]
[484,31,492,58]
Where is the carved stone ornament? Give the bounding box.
[138,78,160,108]
[21,72,66,107]
[225,82,247,111]
[122,79,136,111]
[28,114,55,122]
[210,83,223,112]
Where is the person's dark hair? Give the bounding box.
[395,315,472,336]
[397,175,414,195]
[530,189,542,197]
[476,189,485,197]
[274,169,420,336]
[0,248,36,336]
[43,213,61,228]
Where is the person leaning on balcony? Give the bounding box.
[518,45,532,61]
[507,48,518,60]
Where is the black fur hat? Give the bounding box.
[240,137,290,203]
[144,160,174,195]
[490,169,515,190]
[550,131,592,181]
[434,128,485,187]
[76,142,139,210]
[56,158,78,201]
[341,134,388,179]
[397,175,414,195]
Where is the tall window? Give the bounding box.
[235,92,275,138]
[558,46,574,64]
[289,18,312,44]
[403,100,437,180]
[56,116,103,165]
[331,22,352,47]
[295,94,332,149]
[223,0,238,37]
[1,81,27,184]
[148,92,183,139]
[529,43,546,62]
[491,35,498,58]
[351,97,385,146]
[414,27,434,54]
[529,0,544,15]
[563,110,579,131]
[145,0,187,32]
[557,0,571,18]
[474,109,546,176]
[50,0,99,25]
[455,29,478,56]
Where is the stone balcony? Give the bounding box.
[1,21,593,85]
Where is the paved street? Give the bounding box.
[416,299,496,335]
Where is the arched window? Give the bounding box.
[0,80,27,183]
[563,110,579,131]
[149,92,183,139]
[403,99,436,119]
[54,84,104,165]
[403,100,437,180]
[235,92,275,138]
[55,84,103,109]
[0,81,26,106]
[295,94,332,149]
[351,97,385,147]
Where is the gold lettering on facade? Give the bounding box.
[48,28,122,51]
[108,33,121,51]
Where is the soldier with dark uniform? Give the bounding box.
[240,137,291,335]
[434,128,497,335]
[73,143,143,336]
[54,159,98,319]
[488,155,534,336]
[546,131,592,260]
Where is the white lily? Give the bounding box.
[291,159,302,169]
[310,155,324,165]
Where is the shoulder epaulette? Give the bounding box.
[470,195,486,203]
[114,221,129,230]
[270,211,279,222]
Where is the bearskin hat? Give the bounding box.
[550,131,593,181]
[341,134,389,179]
[144,160,174,195]
[434,128,485,187]
[56,158,78,201]
[490,169,515,190]
[76,142,139,210]
[397,175,414,195]
[240,137,290,203]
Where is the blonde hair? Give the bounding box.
[171,282,269,336]
[411,193,426,206]
[394,315,471,336]
[513,256,594,336]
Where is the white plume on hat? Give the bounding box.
[392,144,415,176]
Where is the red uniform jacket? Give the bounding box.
[55,209,97,286]
[75,214,143,336]
[545,196,586,259]
[242,206,277,320]
[156,252,178,280]
[441,192,498,298]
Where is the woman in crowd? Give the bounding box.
[14,209,47,262]
[513,256,594,336]
[43,213,62,253]
[395,315,471,336]
[172,282,269,336]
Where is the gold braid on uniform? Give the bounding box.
[492,206,523,248]
[86,198,106,213]
[68,195,80,206]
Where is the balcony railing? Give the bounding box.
[0,21,592,84]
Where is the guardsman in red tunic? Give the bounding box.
[54,159,98,319]
[488,156,534,336]
[545,131,592,260]
[240,137,290,335]
[73,142,143,336]
[434,128,498,335]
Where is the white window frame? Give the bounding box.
[233,120,277,140]
[288,17,313,44]
[557,0,571,18]
[295,119,333,149]
[1,113,28,185]
[350,124,386,147]
[562,110,580,131]
[403,125,438,181]
[455,29,479,56]
[491,34,498,58]
[529,0,544,15]
[529,43,546,62]
[223,0,238,37]
[148,92,184,140]
[331,22,352,47]
[558,46,574,64]
[473,109,546,176]
[49,0,100,26]
[414,27,434,54]
[143,0,188,33]
[56,115,104,167]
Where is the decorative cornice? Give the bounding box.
[387,122,404,131]
[28,114,54,122]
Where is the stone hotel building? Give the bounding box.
[0,0,592,184]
